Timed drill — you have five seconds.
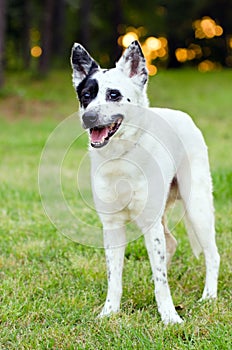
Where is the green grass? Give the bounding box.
[0,69,232,349]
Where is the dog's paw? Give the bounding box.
[199,288,217,301]
[162,312,183,325]
[98,305,120,318]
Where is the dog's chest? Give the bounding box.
[92,158,148,216]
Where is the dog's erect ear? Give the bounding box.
[116,41,148,87]
[71,43,100,85]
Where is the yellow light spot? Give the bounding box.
[117,35,123,46]
[150,51,158,59]
[193,16,223,39]
[141,44,151,57]
[215,25,223,36]
[145,37,162,51]
[229,38,232,49]
[200,17,215,38]
[147,64,157,76]
[157,48,167,58]
[195,28,205,39]
[31,46,42,58]
[159,37,168,47]
[175,48,188,62]
[198,60,216,72]
[122,32,139,48]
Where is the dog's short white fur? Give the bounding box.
[71,41,220,324]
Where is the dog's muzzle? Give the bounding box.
[82,112,124,148]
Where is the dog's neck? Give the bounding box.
[89,112,145,160]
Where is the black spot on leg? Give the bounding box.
[154,238,161,244]
[157,251,161,255]
[127,98,131,102]
[160,255,165,261]
[108,271,111,281]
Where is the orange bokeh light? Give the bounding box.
[31,46,42,58]
[193,16,223,39]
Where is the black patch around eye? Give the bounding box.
[77,78,99,108]
[106,89,123,102]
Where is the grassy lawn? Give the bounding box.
[0,69,231,349]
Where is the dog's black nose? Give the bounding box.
[82,111,98,128]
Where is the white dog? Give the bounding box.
[70,41,220,324]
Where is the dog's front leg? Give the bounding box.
[99,226,126,317]
[144,221,183,324]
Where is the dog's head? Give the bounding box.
[71,41,148,148]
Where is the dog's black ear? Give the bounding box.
[116,41,148,87]
[71,43,100,86]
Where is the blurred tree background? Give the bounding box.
[0,0,232,88]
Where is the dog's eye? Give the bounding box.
[80,91,92,108]
[82,91,90,99]
[110,91,119,99]
[107,89,122,102]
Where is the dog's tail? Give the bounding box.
[183,215,203,258]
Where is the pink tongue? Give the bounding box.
[91,127,109,143]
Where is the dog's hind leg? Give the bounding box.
[99,226,126,317]
[178,158,220,300]
[163,178,180,266]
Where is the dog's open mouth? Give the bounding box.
[89,117,123,148]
